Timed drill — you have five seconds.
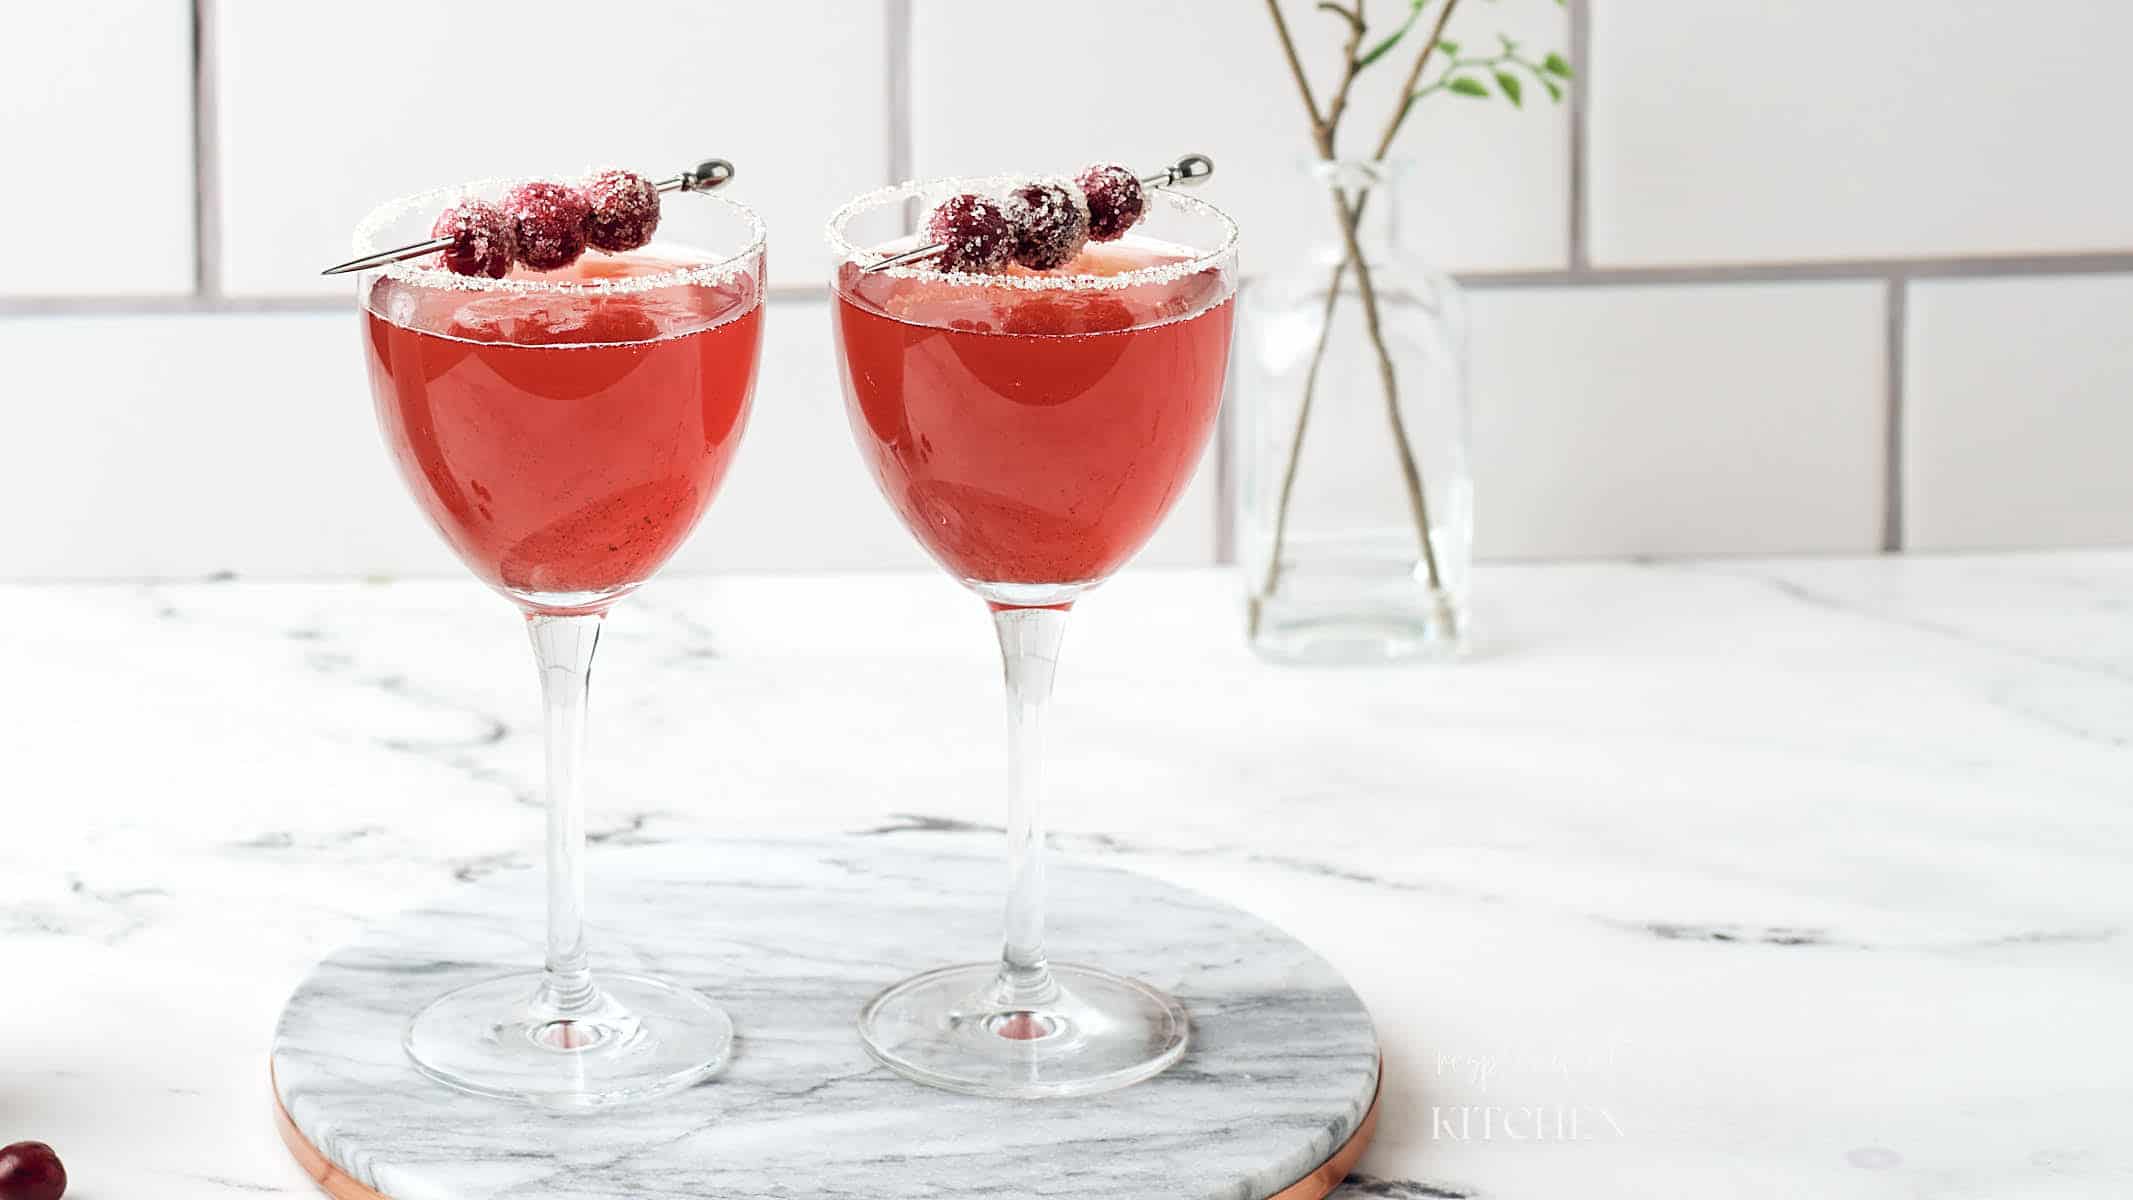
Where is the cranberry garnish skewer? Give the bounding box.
[864,152,1214,274]
[321,158,734,277]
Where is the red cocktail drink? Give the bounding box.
[365,251,762,608]
[835,239,1232,592]
[829,169,1239,1099]
[348,170,764,1109]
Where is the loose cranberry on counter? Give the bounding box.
[430,198,517,279]
[1075,163,1146,242]
[584,169,662,253]
[502,181,592,271]
[1004,180,1090,270]
[0,1142,65,1200]
[922,193,1015,273]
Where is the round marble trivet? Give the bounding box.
[271,837,1381,1200]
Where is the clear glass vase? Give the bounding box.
[1237,160,1471,664]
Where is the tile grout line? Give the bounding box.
[1567,0,1590,271]
[1883,276,1907,552]
[885,0,912,184]
[1454,250,2133,288]
[190,0,222,299]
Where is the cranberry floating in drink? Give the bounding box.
[329,157,763,1109]
[828,154,1237,1099]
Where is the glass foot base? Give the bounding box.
[403,972,733,1110]
[858,963,1188,1099]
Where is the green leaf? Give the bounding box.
[1499,33,1519,53]
[1356,0,1428,69]
[1447,76,1490,97]
[1436,37,1461,56]
[1542,52,1573,78]
[1494,70,1523,106]
[1540,76,1563,102]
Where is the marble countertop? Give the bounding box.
[4,555,2129,1199]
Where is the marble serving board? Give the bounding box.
[270,836,1381,1200]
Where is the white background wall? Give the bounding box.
[3,0,2129,580]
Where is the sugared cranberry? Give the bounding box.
[429,198,517,279]
[1004,180,1090,270]
[0,1142,65,1200]
[584,169,661,253]
[503,181,591,271]
[923,193,1015,273]
[1075,163,1146,242]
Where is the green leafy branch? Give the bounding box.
[1252,0,1572,638]
[1409,36,1574,112]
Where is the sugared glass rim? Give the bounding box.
[825,174,1239,291]
[351,175,767,295]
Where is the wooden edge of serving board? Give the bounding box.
[272,1060,1384,1200]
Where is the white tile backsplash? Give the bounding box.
[212,0,888,297]
[0,1,194,296]
[910,0,1570,277]
[8,1,2133,574]
[1470,282,1887,558]
[1590,0,2133,266]
[674,299,931,574]
[0,311,454,579]
[1905,274,2133,551]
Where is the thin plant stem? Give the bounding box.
[1256,0,1464,636]
[1250,257,1345,637]
[1326,187,1448,601]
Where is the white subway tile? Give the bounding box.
[214,0,887,297]
[1470,282,1887,558]
[910,0,1570,275]
[1590,0,2133,265]
[0,1,193,295]
[1905,274,2133,550]
[675,299,931,573]
[0,311,453,579]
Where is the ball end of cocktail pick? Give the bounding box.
[1168,153,1214,186]
[683,159,735,191]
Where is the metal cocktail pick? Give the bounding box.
[320,158,737,276]
[861,152,1215,273]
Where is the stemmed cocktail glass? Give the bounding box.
[349,176,765,1108]
[828,174,1239,1097]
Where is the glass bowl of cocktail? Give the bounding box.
[828,159,1238,1098]
[343,162,764,1108]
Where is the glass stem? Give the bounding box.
[991,604,1069,1013]
[528,611,604,1018]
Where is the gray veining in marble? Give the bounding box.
[10,558,2133,1198]
[272,837,1381,1200]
